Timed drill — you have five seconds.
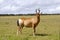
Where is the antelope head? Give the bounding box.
[36,9,40,17]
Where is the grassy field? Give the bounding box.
[0,15,60,40]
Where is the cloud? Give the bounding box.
[0,0,4,4]
[48,6,60,13]
[56,6,60,10]
[0,0,60,14]
[0,4,19,11]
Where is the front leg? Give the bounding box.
[32,24,36,36]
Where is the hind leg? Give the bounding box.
[17,27,21,35]
[17,26,20,35]
[19,25,24,34]
[19,27,23,34]
[17,26,23,35]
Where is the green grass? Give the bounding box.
[0,15,59,40]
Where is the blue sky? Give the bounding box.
[0,0,60,14]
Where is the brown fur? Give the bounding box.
[17,9,40,36]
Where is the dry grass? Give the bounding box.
[0,15,59,40]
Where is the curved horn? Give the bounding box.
[38,9,40,13]
[35,9,37,13]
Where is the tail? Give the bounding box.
[17,20,19,26]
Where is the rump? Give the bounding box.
[17,20,19,26]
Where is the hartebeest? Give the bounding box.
[17,9,40,36]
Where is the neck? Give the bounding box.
[37,14,40,23]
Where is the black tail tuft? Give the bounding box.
[17,20,19,26]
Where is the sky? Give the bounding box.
[0,0,60,14]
